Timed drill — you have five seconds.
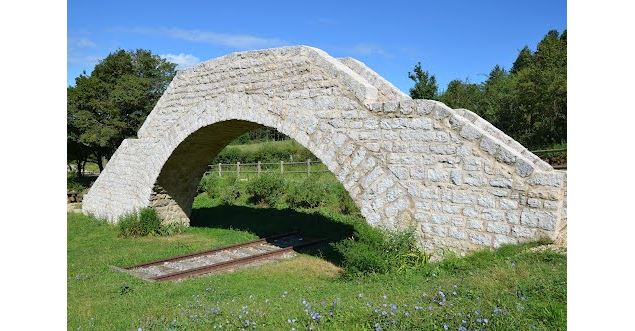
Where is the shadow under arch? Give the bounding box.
[148,116,366,227]
[190,204,356,265]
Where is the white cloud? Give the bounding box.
[160,53,201,70]
[67,55,101,65]
[346,43,391,57]
[68,37,96,50]
[115,27,286,49]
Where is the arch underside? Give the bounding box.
[83,46,566,254]
[149,120,262,223]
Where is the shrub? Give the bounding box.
[199,174,220,195]
[156,222,187,236]
[333,225,426,276]
[324,183,360,215]
[219,181,241,205]
[245,174,286,207]
[286,178,326,209]
[67,171,86,193]
[118,207,162,237]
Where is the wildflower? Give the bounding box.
[493,307,503,315]
[374,323,383,331]
[443,323,449,330]
[414,305,423,311]
[310,311,321,322]
[404,311,411,317]
[484,318,489,324]
[358,293,364,299]
[458,327,467,331]
[287,318,296,324]
[433,291,447,306]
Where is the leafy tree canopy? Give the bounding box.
[408,62,438,99]
[411,29,567,149]
[67,49,176,173]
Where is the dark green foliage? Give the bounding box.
[67,171,86,193]
[118,207,162,237]
[408,61,438,99]
[286,178,327,209]
[230,127,289,145]
[212,140,316,164]
[333,225,427,276]
[414,29,567,150]
[218,177,241,205]
[438,79,482,111]
[245,174,286,207]
[67,49,176,173]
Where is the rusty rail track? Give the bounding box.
[125,231,298,270]
[151,238,325,281]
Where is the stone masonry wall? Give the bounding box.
[83,46,566,255]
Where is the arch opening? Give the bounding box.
[148,120,364,228]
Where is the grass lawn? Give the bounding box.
[68,200,566,330]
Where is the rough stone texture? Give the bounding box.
[83,46,567,255]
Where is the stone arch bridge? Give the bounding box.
[83,46,566,253]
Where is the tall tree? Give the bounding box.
[67,49,177,173]
[438,79,482,111]
[511,46,533,74]
[408,62,438,99]
[416,29,567,149]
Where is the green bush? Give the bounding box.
[219,177,241,205]
[199,174,220,196]
[333,225,426,276]
[286,178,326,209]
[325,183,360,215]
[245,174,286,207]
[67,171,86,193]
[156,222,187,236]
[118,207,162,237]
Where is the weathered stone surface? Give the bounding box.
[83,46,566,255]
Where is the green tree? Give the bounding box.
[502,30,567,147]
[438,79,482,111]
[416,29,566,149]
[511,46,533,74]
[408,62,438,99]
[67,49,176,173]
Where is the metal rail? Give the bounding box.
[125,231,298,269]
[151,238,326,281]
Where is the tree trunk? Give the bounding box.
[97,154,104,173]
[75,159,82,178]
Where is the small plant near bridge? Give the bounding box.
[118,207,185,237]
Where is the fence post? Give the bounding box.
[257,161,261,176]
[237,162,240,178]
[218,163,222,177]
[280,160,284,174]
[307,159,311,175]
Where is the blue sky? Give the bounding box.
[68,0,566,93]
